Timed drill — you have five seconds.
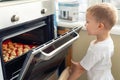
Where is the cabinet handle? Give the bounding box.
[11,15,19,22]
[41,9,47,14]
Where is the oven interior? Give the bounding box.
[2,31,39,80]
[0,15,55,80]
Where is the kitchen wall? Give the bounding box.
[72,30,120,80]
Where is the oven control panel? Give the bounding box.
[0,0,55,29]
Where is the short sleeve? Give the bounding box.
[80,44,103,71]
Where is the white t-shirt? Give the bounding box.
[80,37,114,80]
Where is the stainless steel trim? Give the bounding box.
[39,32,79,60]
[17,54,34,80]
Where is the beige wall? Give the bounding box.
[72,30,120,80]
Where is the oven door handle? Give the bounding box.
[38,31,79,60]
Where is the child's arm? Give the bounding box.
[67,60,86,80]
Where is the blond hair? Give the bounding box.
[87,3,118,30]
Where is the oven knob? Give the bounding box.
[41,9,47,14]
[11,15,19,22]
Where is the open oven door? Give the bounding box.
[17,27,82,80]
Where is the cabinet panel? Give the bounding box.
[57,27,72,66]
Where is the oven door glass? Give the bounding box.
[17,29,80,80]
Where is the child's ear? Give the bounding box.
[98,23,104,29]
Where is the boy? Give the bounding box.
[67,3,118,80]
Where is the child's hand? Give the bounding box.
[67,59,85,80]
[68,60,81,80]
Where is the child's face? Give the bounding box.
[85,13,100,35]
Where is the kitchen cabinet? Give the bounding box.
[57,27,73,67]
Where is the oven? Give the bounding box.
[0,26,81,80]
[0,15,55,80]
[0,0,82,80]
